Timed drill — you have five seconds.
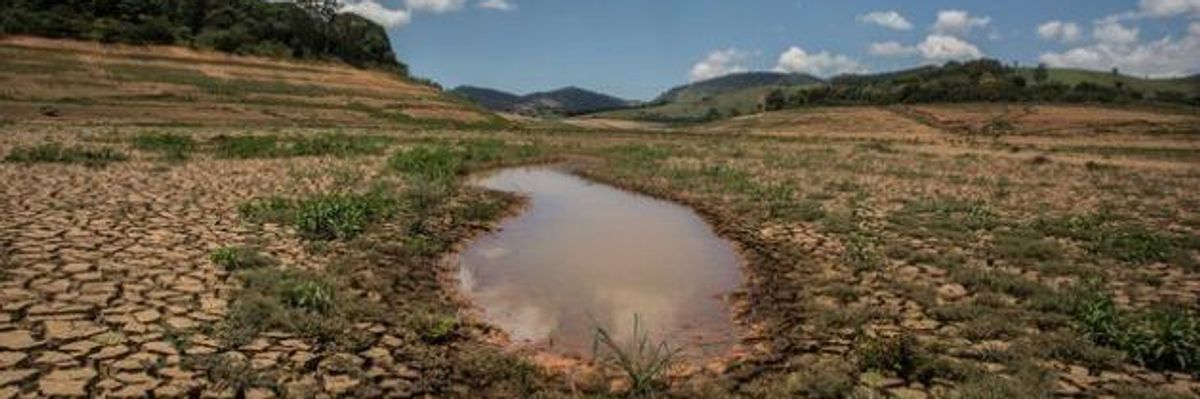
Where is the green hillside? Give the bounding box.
[0,0,404,72]
[1022,68,1200,97]
[599,72,823,123]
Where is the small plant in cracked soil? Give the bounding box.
[592,315,680,398]
[210,246,277,271]
[5,142,128,167]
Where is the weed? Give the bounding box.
[209,246,276,271]
[856,334,968,384]
[5,142,128,167]
[592,315,679,397]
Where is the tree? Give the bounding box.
[762,89,786,112]
[1034,63,1049,84]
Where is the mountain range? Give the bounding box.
[450,86,634,116]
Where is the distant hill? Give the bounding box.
[450,86,522,111]
[656,72,824,103]
[451,86,633,116]
[595,72,824,123]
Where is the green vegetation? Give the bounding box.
[4,142,128,167]
[221,268,368,347]
[239,191,397,240]
[591,315,679,397]
[1070,285,1200,373]
[133,132,195,161]
[209,246,277,271]
[0,0,405,72]
[213,133,391,159]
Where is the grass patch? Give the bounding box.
[240,191,398,241]
[209,246,277,271]
[133,132,196,161]
[1035,212,1189,266]
[213,133,391,159]
[5,142,128,167]
[1070,285,1200,373]
[221,268,372,348]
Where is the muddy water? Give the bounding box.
[455,167,742,359]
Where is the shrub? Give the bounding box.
[5,143,128,167]
[209,246,276,271]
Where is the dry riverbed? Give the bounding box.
[0,105,1198,398]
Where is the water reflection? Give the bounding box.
[455,167,741,359]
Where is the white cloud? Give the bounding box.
[1138,0,1200,18]
[933,10,991,34]
[340,0,412,28]
[479,0,515,11]
[1093,21,1140,45]
[774,46,866,76]
[406,0,466,13]
[868,41,918,57]
[1040,20,1200,77]
[1037,20,1083,43]
[917,34,984,60]
[689,49,752,82]
[858,11,913,31]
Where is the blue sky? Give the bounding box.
[339,0,1200,100]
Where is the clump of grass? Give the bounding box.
[5,142,128,167]
[221,268,369,347]
[592,315,679,397]
[293,193,397,240]
[289,133,391,157]
[133,132,195,161]
[209,246,277,271]
[389,139,544,181]
[1070,281,1200,373]
[842,233,884,273]
[1034,211,1185,265]
[401,306,461,344]
[213,133,391,159]
[856,334,972,385]
[239,192,397,241]
[389,144,463,181]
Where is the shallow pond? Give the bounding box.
[455,167,742,359]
